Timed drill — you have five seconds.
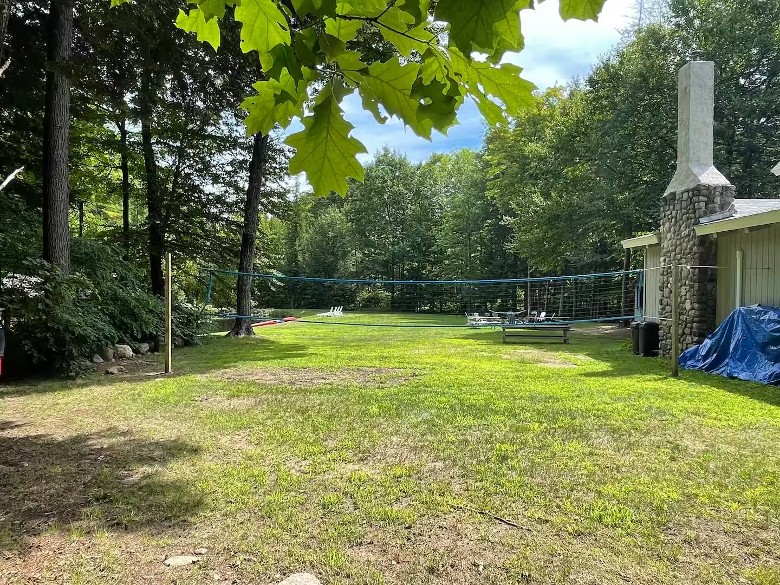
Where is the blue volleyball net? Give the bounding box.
[203,269,642,327]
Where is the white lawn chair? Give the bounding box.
[334,306,343,316]
[466,312,489,326]
[316,307,335,317]
[536,311,547,322]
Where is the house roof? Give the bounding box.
[621,233,660,249]
[695,198,780,235]
[622,198,780,248]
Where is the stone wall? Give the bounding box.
[658,184,735,355]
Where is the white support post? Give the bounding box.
[735,249,744,310]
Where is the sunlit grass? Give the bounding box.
[2,314,780,584]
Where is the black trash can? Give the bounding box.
[630,322,640,355]
[638,321,660,357]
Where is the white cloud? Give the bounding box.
[507,0,635,89]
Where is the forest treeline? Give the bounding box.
[257,0,779,287]
[1,0,779,374]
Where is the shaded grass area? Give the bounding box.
[2,314,780,584]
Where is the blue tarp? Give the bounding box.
[679,306,780,385]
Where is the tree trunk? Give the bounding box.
[139,66,164,297]
[78,199,83,237]
[118,116,131,260]
[229,133,269,337]
[0,0,11,64]
[42,0,73,273]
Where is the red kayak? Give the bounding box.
[252,316,298,327]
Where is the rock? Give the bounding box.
[114,344,134,359]
[105,365,126,375]
[193,547,208,555]
[136,342,150,355]
[173,337,185,348]
[99,346,115,361]
[278,573,322,585]
[92,354,104,364]
[163,555,200,568]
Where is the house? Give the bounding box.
[622,61,780,355]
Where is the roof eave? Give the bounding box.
[695,208,780,236]
[621,233,660,249]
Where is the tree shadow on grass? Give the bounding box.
[0,422,202,551]
[0,336,312,399]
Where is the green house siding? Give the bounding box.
[716,223,780,323]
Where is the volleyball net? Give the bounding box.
[203,269,643,326]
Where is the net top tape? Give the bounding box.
[207,269,641,286]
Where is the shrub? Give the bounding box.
[267,308,296,319]
[3,259,122,376]
[173,300,212,345]
[355,288,391,310]
[0,240,208,377]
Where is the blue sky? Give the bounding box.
[285,0,636,172]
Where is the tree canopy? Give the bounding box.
[113,0,606,195]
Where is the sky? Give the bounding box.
[284,0,637,177]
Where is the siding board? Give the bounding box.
[716,224,780,322]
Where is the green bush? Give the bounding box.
[1,240,208,377]
[4,258,123,376]
[355,288,391,310]
[173,300,212,345]
[267,308,296,319]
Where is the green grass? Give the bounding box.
[2,313,780,584]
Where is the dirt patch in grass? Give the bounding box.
[573,325,631,339]
[203,366,416,388]
[663,516,780,581]
[327,434,463,487]
[194,395,268,410]
[350,512,517,584]
[502,349,578,368]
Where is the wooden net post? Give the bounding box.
[165,252,172,374]
[671,264,679,377]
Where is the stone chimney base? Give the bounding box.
[658,184,735,356]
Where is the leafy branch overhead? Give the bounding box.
[114,0,607,195]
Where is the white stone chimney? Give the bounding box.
[665,61,730,195]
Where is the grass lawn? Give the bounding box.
[2,313,780,584]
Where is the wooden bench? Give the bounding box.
[501,323,571,344]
